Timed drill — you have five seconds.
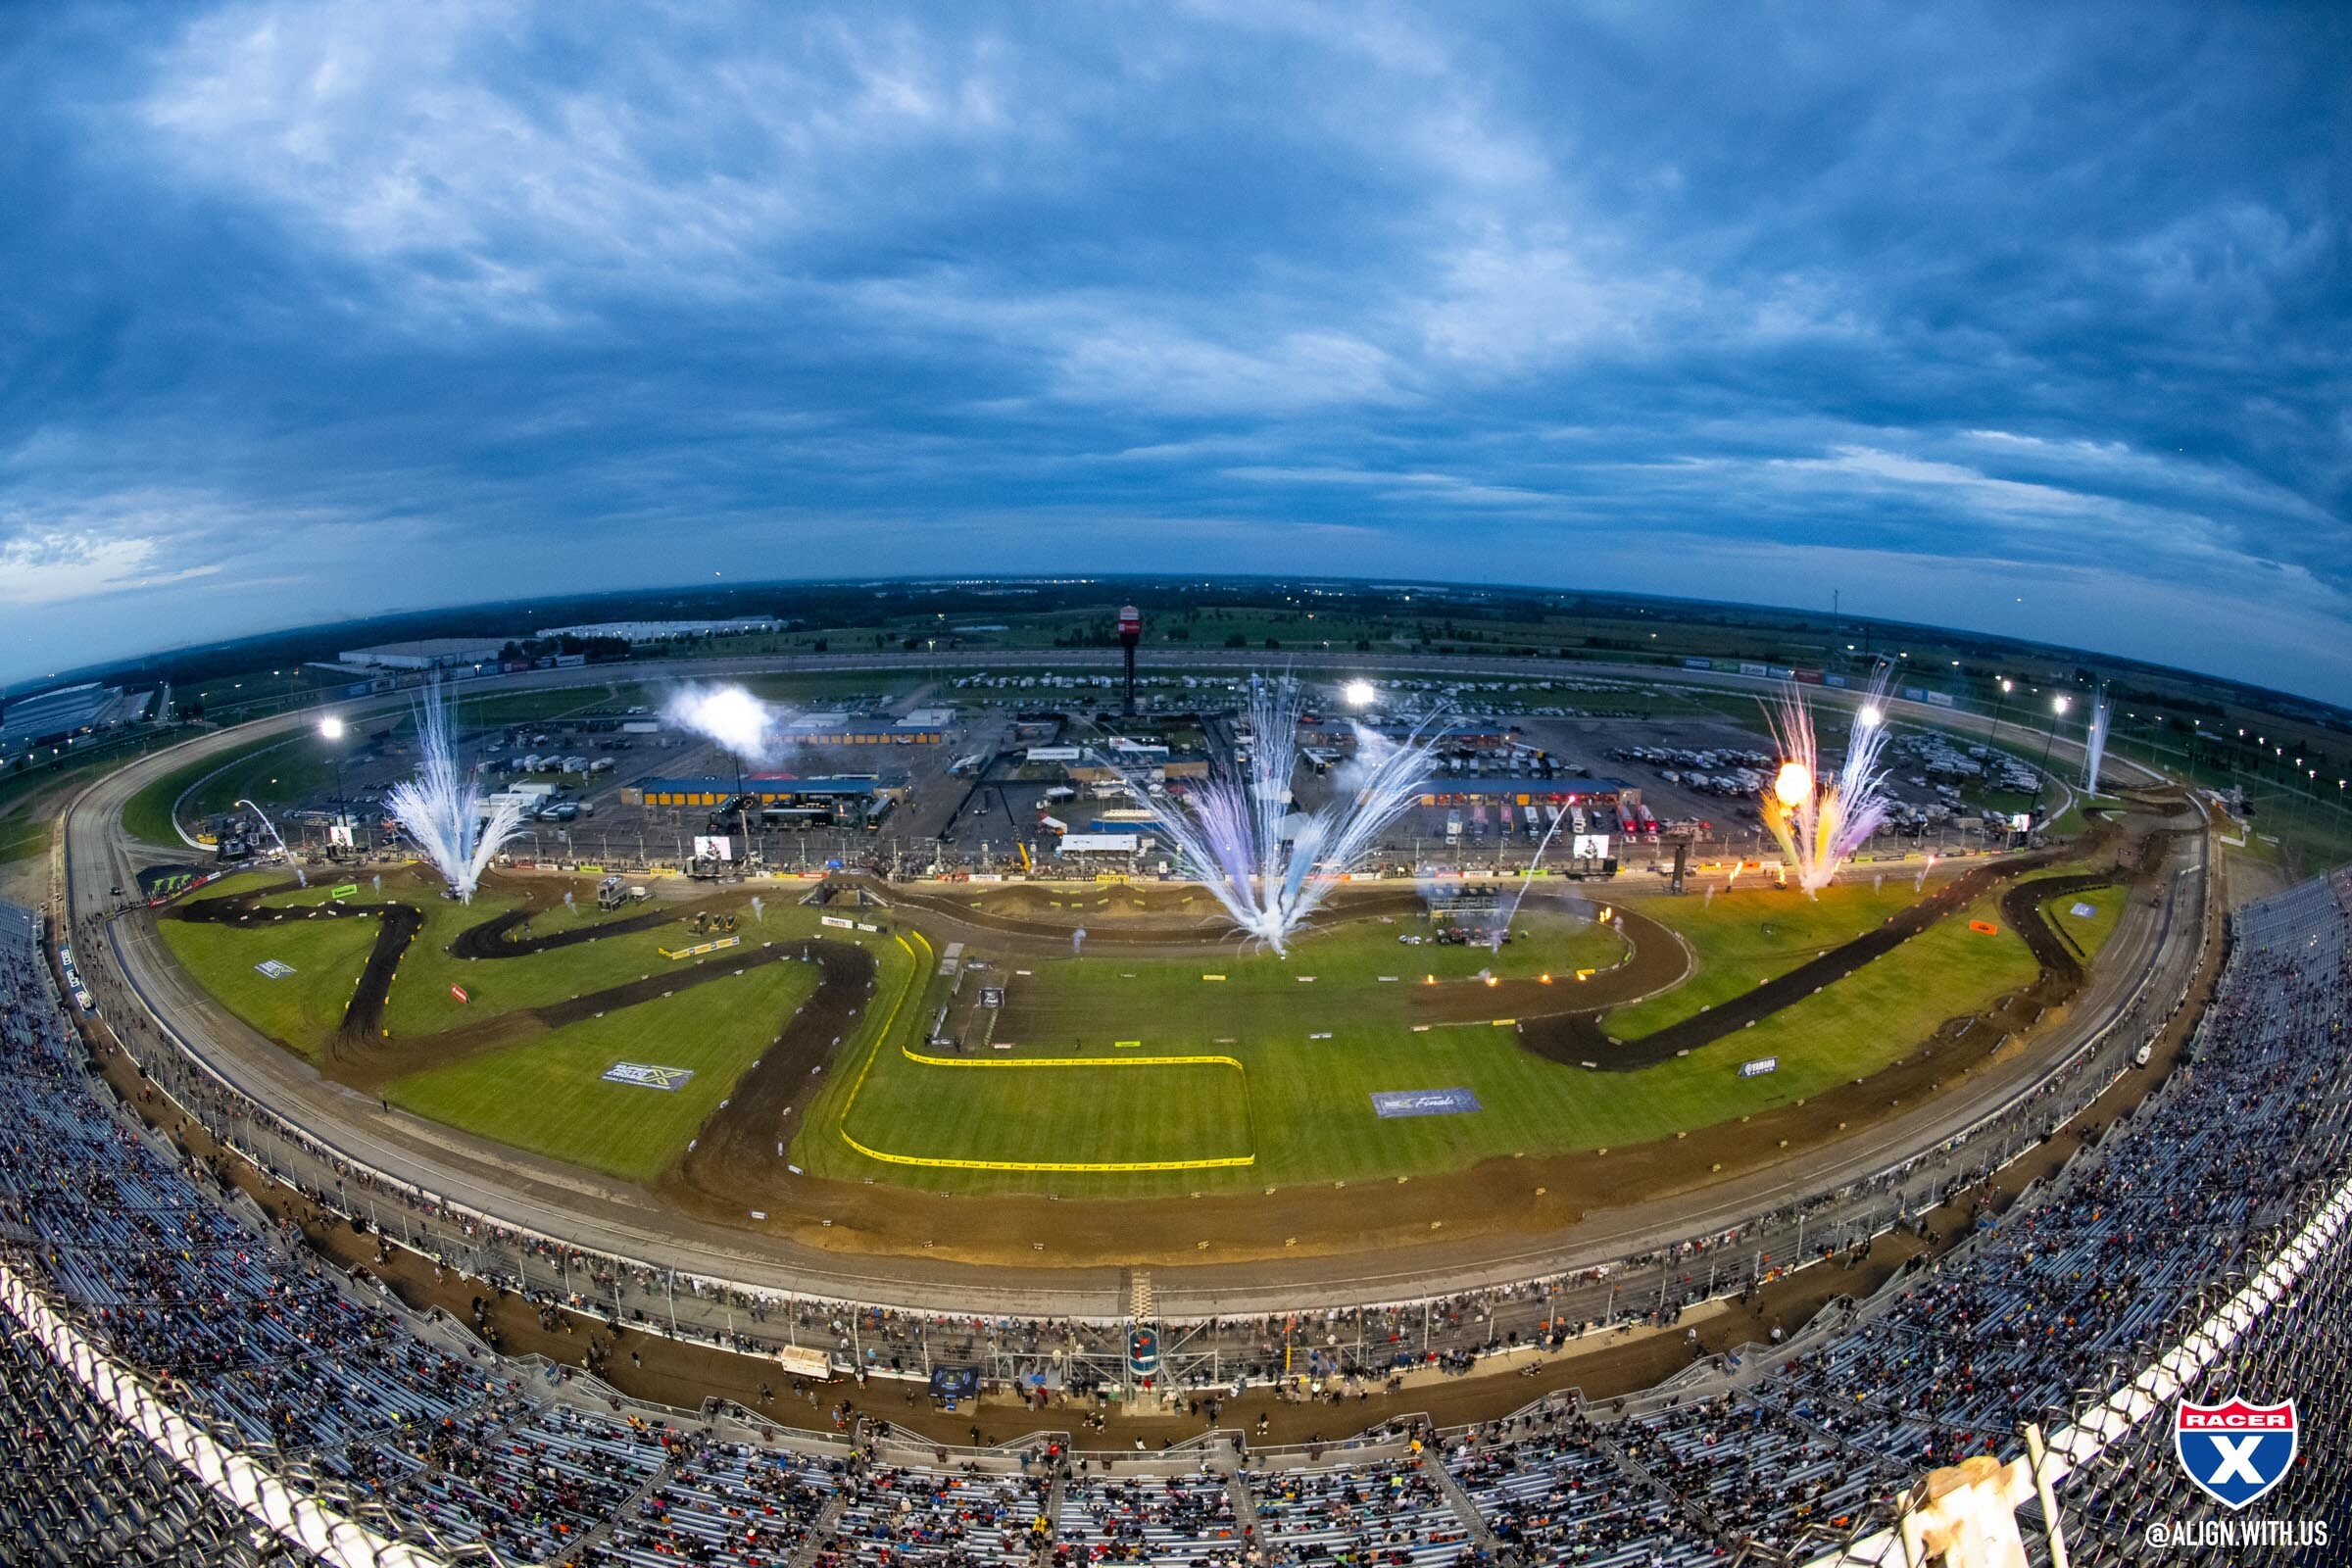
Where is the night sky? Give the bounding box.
[3,4,2347,699]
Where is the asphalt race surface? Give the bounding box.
[55,648,2207,1320]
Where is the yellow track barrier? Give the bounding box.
[829,930,1254,1170]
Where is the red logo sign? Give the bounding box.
[450,985,469,1004]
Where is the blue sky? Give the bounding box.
[3,3,2348,700]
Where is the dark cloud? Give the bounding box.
[2,1,2346,698]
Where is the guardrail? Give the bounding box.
[0,1257,452,1568]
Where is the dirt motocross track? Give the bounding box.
[165,805,2191,1269]
[647,813,2193,1268]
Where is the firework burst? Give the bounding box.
[385,681,525,903]
[1758,669,1897,897]
[2082,695,2111,796]
[1130,674,1446,954]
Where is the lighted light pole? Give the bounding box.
[318,714,363,855]
[1988,677,2014,752]
[2034,695,2071,824]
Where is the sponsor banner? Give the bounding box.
[255,959,297,979]
[59,945,95,1010]
[856,921,880,932]
[1738,661,1769,677]
[330,883,361,900]
[1926,689,1956,708]
[1969,919,2000,935]
[450,984,469,1004]
[1682,657,1712,670]
[1740,1055,1779,1077]
[2070,901,2098,918]
[137,864,224,905]
[659,936,743,960]
[819,914,856,929]
[980,987,1004,1007]
[1371,1088,1483,1118]
[601,1062,696,1092]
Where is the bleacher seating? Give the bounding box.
[1244,1453,1474,1564]
[1,870,2346,1565]
[1057,1467,1243,1564]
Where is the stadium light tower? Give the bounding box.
[1118,604,1142,714]
[2035,694,2071,823]
[318,714,361,854]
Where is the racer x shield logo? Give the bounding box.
[2174,1396,2295,1509]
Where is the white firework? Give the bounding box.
[1758,668,1897,897]
[384,682,524,903]
[2082,696,2110,796]
[1128,675,1446,954]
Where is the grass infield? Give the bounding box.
[156,899,384,1060]
[156,866,2105,1200]
[789,892,2044,1198]
[1601,881,1928,1039]
[385,963,819,1184]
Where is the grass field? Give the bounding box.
[160,870,855,1054]
[384,964,820,1183]
[154,860,2096,1200]
[791,888,2046,1198]
[1602,880,1931,1039]
[842,1054,1254,1170]
[156,902,385,1059]
[121,733,338,848]
[0,810,50,865]
[1694,886,2037,1078]
[2044,886,2127,962]
[2,749,146,862]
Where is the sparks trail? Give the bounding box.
[1130,672,1446,955]
[385,679,526,903]
[1758,667,1896,896]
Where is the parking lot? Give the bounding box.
[203,668,2043,882]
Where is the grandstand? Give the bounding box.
[2,872,2348,1563]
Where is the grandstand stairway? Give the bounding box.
[786,1493,848,1568]
[1417,1447,1503,1552]
[1226,1468,1260,1538]
[558,1419,694,1564]
[1040,1472,1068,1548]
[1592,1419,1728,1546]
